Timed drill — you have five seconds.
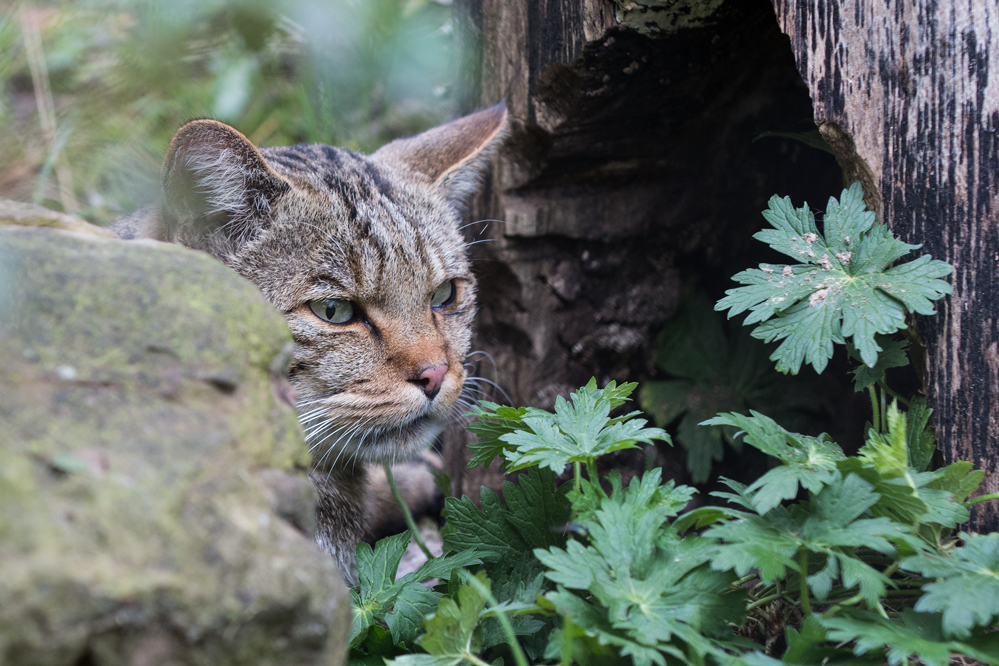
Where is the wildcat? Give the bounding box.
[113,104,508,579]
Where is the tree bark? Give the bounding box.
[771,1,999,530]
[449,0,844,499]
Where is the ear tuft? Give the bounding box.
[161,119,289,255]
[372,102,509,210]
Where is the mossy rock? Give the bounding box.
[0,222,349,666]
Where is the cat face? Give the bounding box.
[156,106,507,469]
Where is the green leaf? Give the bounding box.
[480,613,547,651]
[356,531,413,604]
[806,553,839,601]
[905,396,936,473]
[716,182,953,374]
[702,412,843,513]
[679,410,728,483]
[858,401,909,478]
[352,535,483,649]
[838,457,968,531]
[395,573,490,666]
[504,465,574,550]
[820,609,999,666]
[926,461,984,504]
[673,506,739,533]
[703,508,801,582]
[836,555,892,607]
[708,473,901,604]
[810,471,888,532]
[464,401,532,469]
[385,584,442,646]
[404,551,485,585]
[350,589,376,647]
[569,468,696,525]
[443,491,520,564]
[545,589,680,666]
[353,624,403,663]
[640,379,694,430]
[781,615,876,665]
[500,386,668,474]
[850,405,969,529]
[443,466,570,567]
[467,380,668,473]
[641,291,823,482]
[848,335,909,392]
[653,291,732,382]
[901,532,999,638]
[538,474,740,664]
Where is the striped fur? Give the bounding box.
[113,104,508,580]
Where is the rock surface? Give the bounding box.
[0,209,349,666]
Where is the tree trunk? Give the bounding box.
[448,0,844,499]
[771,1,999,530]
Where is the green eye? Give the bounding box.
[309,298,355,324]
[430,280,455,308]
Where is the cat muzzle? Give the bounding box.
[412,362,448,400]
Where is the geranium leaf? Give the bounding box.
[716,182,953,374]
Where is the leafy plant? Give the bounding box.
[350,184,999,666]
[715,182,952,374]
[640,291,827,482]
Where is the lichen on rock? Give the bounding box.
[611,0,727,35]
[0,217,348,666]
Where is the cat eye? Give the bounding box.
[430,280,456,308]
[309,298,355,324]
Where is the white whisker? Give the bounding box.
[464,375,512,405]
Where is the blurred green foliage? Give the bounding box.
[0,0,457,223]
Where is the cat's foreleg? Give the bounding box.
[310,467,369,585]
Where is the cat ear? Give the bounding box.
[160,119,290,254]
[372,102,508,210]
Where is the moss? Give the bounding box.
[0,226,346,666]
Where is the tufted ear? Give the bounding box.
[160,119,290,256]
[372,102,508,211]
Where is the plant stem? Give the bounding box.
[383,462,434,560]
[746,593,783,611]
[820,592,866,619]
[877,381,910,407]
[747,582,775,601]
[799,550,812,616]
[574,462,582,494]
[967,492,999,507]
[868,386,880,433]
[465,652,495,666]
[464,572,530,666]
[880,388,887,432]
[883,560,900,579]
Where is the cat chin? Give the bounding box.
[309,414,446,472]
[359,417,446,465]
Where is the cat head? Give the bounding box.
[158,104,508,469]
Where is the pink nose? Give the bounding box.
[413,363,448,400]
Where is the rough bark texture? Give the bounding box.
[450,0,845,498]
[772,1,999,530]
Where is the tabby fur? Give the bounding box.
[113,105,508,579]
